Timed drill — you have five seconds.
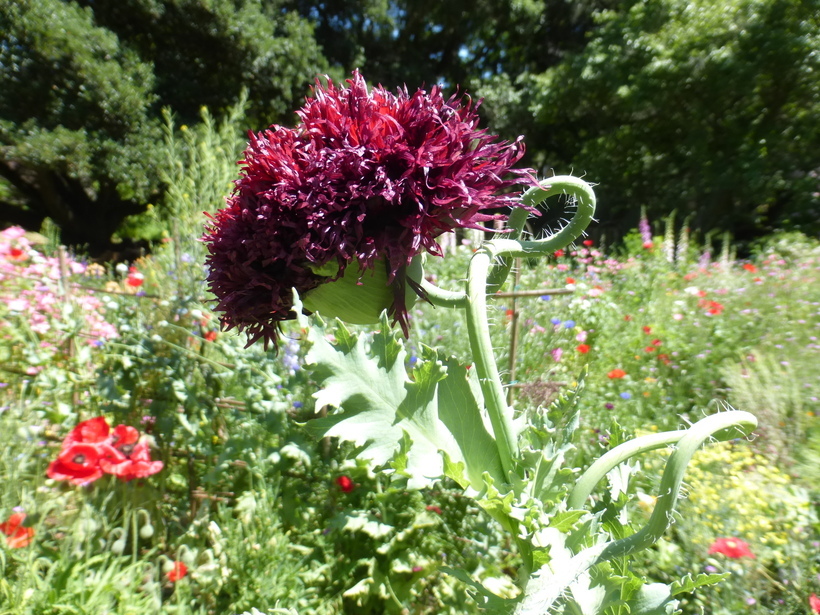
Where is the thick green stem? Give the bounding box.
[418,277,467,308]
[567,430,688,510]
[585,411,757,563]
[466,250,519,481]
[486,205,529,294]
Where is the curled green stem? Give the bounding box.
[421,175,596,306]
[485,175,597,262]
[568,430,688,510]
[570,411,757,563]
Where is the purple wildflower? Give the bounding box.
[639,209,652,244]
[204,71,533,348]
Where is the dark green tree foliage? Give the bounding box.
[78,0,326,127]
[286,0,605,91]
[0,0,160,250]
[479,0,820,239]
[0,0,326,252]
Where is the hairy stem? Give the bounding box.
[465,250,519,481]
[591,411,757,562]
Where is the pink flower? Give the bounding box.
[809,594,820,613]
[708,537,755,559]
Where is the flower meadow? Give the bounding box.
[1,109,820,615]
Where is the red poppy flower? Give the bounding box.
[554,249,565,258]
[203,71,533,349]
[204,330,218,342]
[582,239,594,246]
[642,241,653,250]
[167,561,188,582]
[642,326,651,334]
[708,537,755,559]
[565,277,575,284]
[63,417,110,447]
[651,338,662,346]
[644,346,656,353]
[742,263,757,273]
[576,344,590,354]
[623,315,632,321]
[8,247,27,261]
[810,594,820,613]
[336,476,355,493]
[0,513,35,548]
[47,442,118,485]
[109,425,140,454]
[100,441,163,481]
[425,505,443,515]
[698,299,724,315]
[607,369,626,379]
[126,267,144,287]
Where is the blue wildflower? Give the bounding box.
[619,392,632,400]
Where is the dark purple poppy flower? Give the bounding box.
[204,71,533,348]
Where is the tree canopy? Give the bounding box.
[0,0,326,252]
[1,0,818,251]
[478,0,820,239]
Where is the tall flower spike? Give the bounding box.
[204,71,533,348]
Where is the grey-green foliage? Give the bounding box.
[721,351,807,464]
[478,0,820,238]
